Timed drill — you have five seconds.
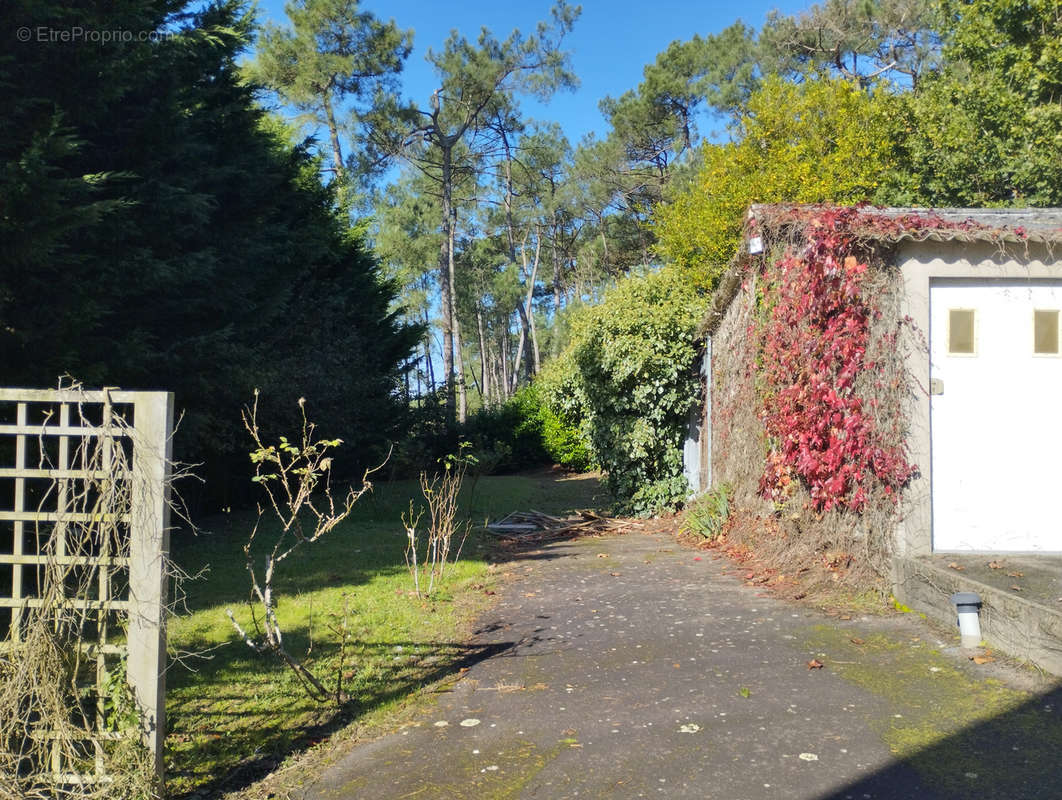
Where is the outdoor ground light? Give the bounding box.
[950,591,983,648]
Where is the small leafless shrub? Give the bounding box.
[226,392,383,704]
[402,445,474,598]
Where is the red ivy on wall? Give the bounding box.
[756,207,916,512]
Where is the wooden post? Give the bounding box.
[126,391,173,778]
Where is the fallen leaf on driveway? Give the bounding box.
[798,753,819,761]
[850,637,865,645]
[971,655,995,665]
[1007,571,1024,578]
[807,659,824,670]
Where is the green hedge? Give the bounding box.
[539,269,702,515]
[389,385,590,477]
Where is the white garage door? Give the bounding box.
[931,282,1062,552]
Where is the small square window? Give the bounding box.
[1034,309,1060,355]
[948,309,976,355]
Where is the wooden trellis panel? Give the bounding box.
[0,388,173,784]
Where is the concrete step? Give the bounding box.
[892,554,1062,676]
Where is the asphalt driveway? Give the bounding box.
[301,530,1062,800]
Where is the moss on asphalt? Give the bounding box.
[804,624,1062,799]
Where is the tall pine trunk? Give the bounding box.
[477,307,490,407]
[552,222,563,358]
[440,141,468,423]
[500,331,510,402]
[438,232,454,417]
[422,308,435,395]
[321,91,345,179]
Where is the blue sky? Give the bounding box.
[253,0,812,146]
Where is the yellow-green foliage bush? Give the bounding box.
[654,75,903,289]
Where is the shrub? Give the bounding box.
[403,444,474,598]
[540,268,702,515]
[390,384,591,477]
[681,484,732,541]
[460,388,548,473]
[538,398,593,471]
[387,394,457,479]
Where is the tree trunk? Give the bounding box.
[490,347,501,406]
[437,140,463,420]
[552,221,563,306]
[448,196,467,423]
[511,307,528,391]
[528,234,542,375]
[500,331,510,401]
[529,307,541,375]
[502,132,517,264]
[512,231,541,386]
[467,357,482,397]
[438,232,454,417]
[321,90,345,178]
[551,242,564,358]
[477,307,490,407]
[423,308,435,396]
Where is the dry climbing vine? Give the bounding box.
[0,383,187,800]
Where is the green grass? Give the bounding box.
[165,470,602,797]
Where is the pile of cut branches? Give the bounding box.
[483,510,632,544]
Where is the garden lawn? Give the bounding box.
[165,470,602,798]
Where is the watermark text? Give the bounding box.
[16,26,175,44]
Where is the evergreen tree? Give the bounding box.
[899,0,1062,205]
[250,0,412,189]
[0,0,419,505]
